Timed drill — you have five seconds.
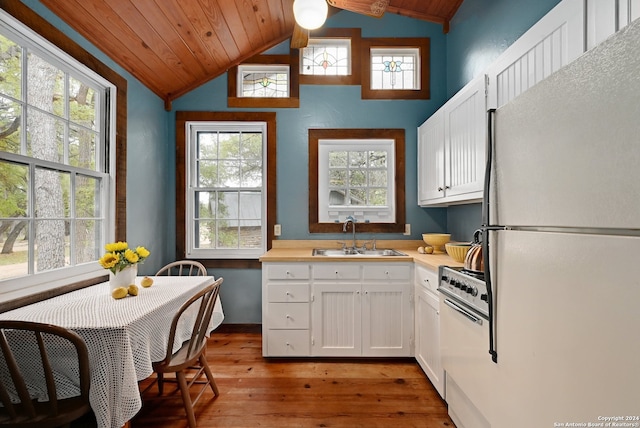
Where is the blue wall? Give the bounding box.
[170,11,450,323]
[26,0,565,323]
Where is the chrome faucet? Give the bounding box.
[343,216,357,249]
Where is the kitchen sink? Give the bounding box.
[312,248,408,257]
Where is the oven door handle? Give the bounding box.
[444,298,483,325]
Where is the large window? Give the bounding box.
[0,8,119,306]
[176,112,276,266]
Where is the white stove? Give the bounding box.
[438,266,489,319]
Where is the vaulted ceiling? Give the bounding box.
[39,0,464,108]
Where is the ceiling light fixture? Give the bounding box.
[293,0,328,30]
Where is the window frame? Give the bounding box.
[0,3,127,312]
[361,37,430,100]
[227,54,299,108]
[185,121,267,259]
[299,28,362,86]
[318,138,396,223]
[176,112,276,269]
[309,128,405,234]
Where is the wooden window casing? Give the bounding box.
[309,128,406,234]
[299,28,362,86]
[361,37,430,100]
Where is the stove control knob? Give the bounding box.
[453,280,461,288]
[480,293,488,302]
[460,283,468,292]
[467,286,478,297]
[441,275,449,283]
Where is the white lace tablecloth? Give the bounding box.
[0,276,224,428]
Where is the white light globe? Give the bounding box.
[293,0,328,30]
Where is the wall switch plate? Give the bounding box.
[404,224,411,236]
[274,224,281,236]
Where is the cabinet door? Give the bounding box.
[362,282,412,357]
[418,109,445,204]
[487,0,585,109]
[415,283,444,398]
[443,75,487,200]
[311,283,362,356]
[586,0,640,50]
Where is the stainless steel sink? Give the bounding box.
[312,248,407,257]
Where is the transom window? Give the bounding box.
[0,10,115,298]
[370,47,420,90]
[186,121,267,259]
[301,38,351,76]
[237,65,289,98]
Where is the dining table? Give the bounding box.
[0,275,224,428]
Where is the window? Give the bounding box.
[0,8,121,304]
[237,65,290,98]
[309,129,405,234]
[318,139,394,223]
[228,54,299,108]
[299,28,361,86]
[301,38,351,76]
[361,38,430,100]
[176,112,276,267]
[370,47,420,90]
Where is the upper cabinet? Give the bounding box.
[586,0,640,50]
[418,0,640,207]
[486,0,585,110]
[418,76,486,207]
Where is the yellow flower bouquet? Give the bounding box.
[99,241,150,274]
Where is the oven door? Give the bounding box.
[440,296,493,428]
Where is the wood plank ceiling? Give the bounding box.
[38,0,464,108]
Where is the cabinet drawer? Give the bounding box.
[363,264,411,281]
[266,264,309,280]
[267,330,310,356]
[415,265,439,293]
[267,284,310,302]
[312,264,361,280]
[266,303,309,329]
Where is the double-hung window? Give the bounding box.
[0,11,115,300]
[185,121,267,259]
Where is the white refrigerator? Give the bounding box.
[485,16,640,428]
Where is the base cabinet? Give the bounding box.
[262,262,413,357]
[414,264,445,397]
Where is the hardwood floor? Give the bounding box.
[130,325,454,428]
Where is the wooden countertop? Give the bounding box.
[260,240,465,271]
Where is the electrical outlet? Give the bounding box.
[274,224,282,236]
[404,224,411,236]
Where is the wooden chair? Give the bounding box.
[144,277,223,428]
[155,260,207,277]
[0,321,91,428]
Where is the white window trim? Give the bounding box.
[370,47,421,90]
[317,139,395,224]
[301,37,352,75]
[185,121,267,259]
[0,11,116,302]
[236,64,290,98]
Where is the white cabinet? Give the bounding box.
[262,263,311,356]
[414,264,445,398]
[418,75,486,207]
[311,263,413,357]
[586,0,640,50]
[486,0,585,109]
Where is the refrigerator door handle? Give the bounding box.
[484,108,499,364]
[443,299,483,325]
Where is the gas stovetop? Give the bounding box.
[438,265,489,319]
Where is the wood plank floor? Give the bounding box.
[95,325,455,428]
